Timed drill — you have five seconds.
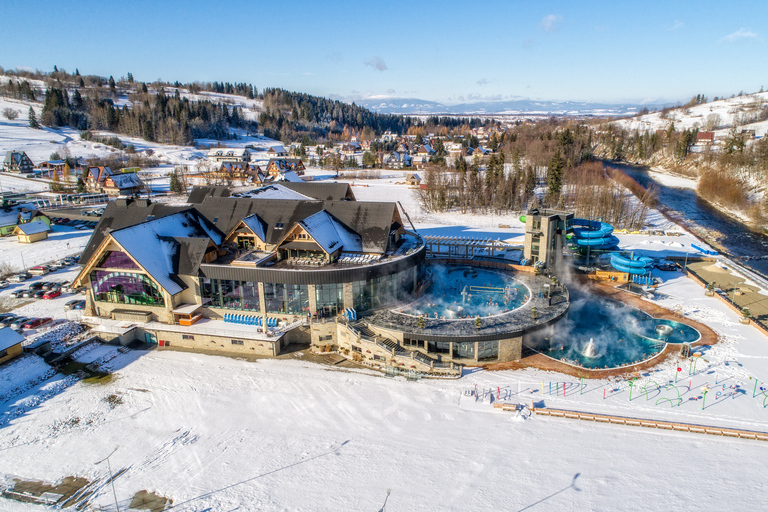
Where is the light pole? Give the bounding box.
[378,489,392,512]
[95,446,120,512]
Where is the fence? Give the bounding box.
[0,248,84,276]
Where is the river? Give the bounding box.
[607,162,768,279]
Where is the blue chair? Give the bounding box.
[225,313,230,322]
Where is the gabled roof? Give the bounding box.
[14,220,49,235]
[0,326,25,351]
[110,210,224,295]
[274,170,303,183]
[296,210,362,254]
[79,200,192,265]
[107,172,143,189]
[279,182,354,201]
[240,214,268,242]
[186,186,231,203]
[233,184,312,200]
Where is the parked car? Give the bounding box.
[0,281,8,289]
[24,318,52,329]
[11,317,31,330]
[0,313,15,322]
[73,300,86,310]
[0,316,17,327]
[21,289,35,298]
[65,299,83,310]
[75,224,89,230]
[29,266,50,276]
[40,282,55,290]
[30,282,46,291]
[33,290,46,299]
[43,290,62,299]
[10,290,25,298]
[8,273,31,283]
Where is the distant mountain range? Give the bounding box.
[351,97,666,116]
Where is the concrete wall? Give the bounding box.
[151,329,278,356]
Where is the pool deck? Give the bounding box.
[365,273,569,341]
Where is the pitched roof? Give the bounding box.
[279,182,354,201]
[108,172,143,189]
[14,221,49,235]
[274,170,303,182]
[110,210,224,295]
[0,326,25,351]
[241,214,268,242]
[297,210,362,254]
[233,184,312,200]
[186,186,231,203]
[79,200,192,265]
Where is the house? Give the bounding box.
[39,160,67,177]
[696,131,715,145]
[382,131,398,143]
[266,158,305,177]
[0,327,25,365]
[103,171,144,197]
[3,151,34,173]
[266,145,288,157]
[0,204,51,236]
[85,166,113,189]
[13,220,50,243]
[740,129,756,139]
[405,173,421,186]
[206,148,252,163]
[340,142,361,155]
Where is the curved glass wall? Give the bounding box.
[352,267,416,312]
[90,270,164,306]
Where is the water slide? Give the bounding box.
[610,253,654,275]
[570,219,620,250]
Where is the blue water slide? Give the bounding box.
[570,219,620,250]
[610,253,654,275]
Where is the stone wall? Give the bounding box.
[151,329,278,356]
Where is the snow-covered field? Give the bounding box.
[1,267,768,510]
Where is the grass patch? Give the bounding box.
[60,361,114,385]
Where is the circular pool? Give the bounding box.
[400,265,529,320]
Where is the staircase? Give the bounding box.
[350,321,439,367]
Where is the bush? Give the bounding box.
[697,169,751,210]
[2,107,19,120]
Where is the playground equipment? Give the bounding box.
[569,218,620,250]
[610,253,654,275]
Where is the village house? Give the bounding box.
[405,173,421,186]
[696,131,715,145]
[206,148,252,163]
[0,203,51,236]
[266,158,305,177]
[13,220,50,243]
[3,150,34,173]
[266,145,288,157]
[39,160,67,177]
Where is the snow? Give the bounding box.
[14,220,49,236]
[299,210,362,254]
[0,326,24,351]
[0,224,90,273]
[2,267,768,512]
[234,184,311,201]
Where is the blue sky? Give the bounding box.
[1,0,766,104]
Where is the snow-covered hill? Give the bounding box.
[614,91,768,138]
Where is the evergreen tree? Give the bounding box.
[127,72,134,83]
[547,149,564,197]
[28,107,39,128]
[169,169,184,193]
[109,75,116,90]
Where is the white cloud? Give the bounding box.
[668,20,684,31]
[720,28,758,43]
[476,78,488,86]
[365,56,388,71]
[540,14,562,32]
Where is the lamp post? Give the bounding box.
[95,446,120,512]
[378,489,392,512]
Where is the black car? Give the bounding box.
[33,290,46,299]
[30,282,46,291]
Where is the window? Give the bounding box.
[275,222,285,229]
[96,251,140,270]
[351,345,361,353]
[231,339,244,345]
[319,335,333,342]
[478,340,498,361]
[90,270,164,306]
[454,341,475,359]
[182,334,195,340]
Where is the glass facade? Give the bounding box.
[90,270,164,306]
[316,282,343,316]
[454,341,475,359]
[201,279,260,311]
[478,340,499,361]
[265,283,309,314]
[352,267,417,312]
[97,251,140,270]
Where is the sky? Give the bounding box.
[1,0,766,105]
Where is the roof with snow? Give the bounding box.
[0,326,25,352]
[240,214,268,242]
[274,170,303,183]
[296,210,362,254]
[207,148,250,158]
[14,221,49,236]
[233,184,312,200]
[109,210,223,295]
[107,172,143,189]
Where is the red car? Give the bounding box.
[23,317,52,329]
[43,290,62,299]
